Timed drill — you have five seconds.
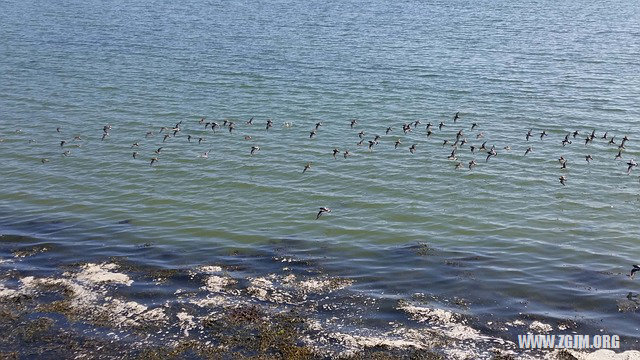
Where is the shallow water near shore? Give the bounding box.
[1,0,640,357]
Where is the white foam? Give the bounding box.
[529,320,553,333]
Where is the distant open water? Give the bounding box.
[1,0,640,355]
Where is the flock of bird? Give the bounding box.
[3,112,637,221]
[4,111,640,278]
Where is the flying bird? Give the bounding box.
[559,175,567,186]
[316,207,331,220]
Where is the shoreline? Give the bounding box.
[1,236,639,359]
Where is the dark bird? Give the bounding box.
[558,156,566,164]
[332,148,340,159]
[395,139,402,149]
[561,161,567,170]
[350,119,357,128]
[102,132,109,141]
[246,117,254,125]
[476,132,484,139]
[187,135,192,142]
[163,134,170,142]
[228,123,235,133]
[615,150,623,160]
[198,137,204,144]
[609,136,616,145]
[310,130,317,138]
[250,146,260,155]
[133,152,138,159]
[602,132,608,139]
[56,127,61,133]
[524,147,532,156]
[62,150,71,157]
[439,122,445,130]
[471,123,478,130]
[343,150,350,159]
[414,120,421,127]
[426,122,433,130]
[409,144,417,154]
[572,130,579,138]
[386,126,393,134]
[453,112,460,122]
[368,140,376,150]
[150,157,158,166]
[442,140,449,147]
[631,265,640,279]
[470,146,476,153]
[479,141,487,151]
[526,129,532,141]
[266,119,273,130]
[469,159,477,170]
[540,131,547,140]
[315,122,322,130]
[373,135,381,143]
[585,137,592,145]
[131,142,139,148]
[244,135,252,140]
[585,154,593,163]
[358,131,365,139]
[155,147,163,154]
[426,129,433,137]
[559,175,567,186]
[447,149,456,160]
[60,140,66,147]
[303,162,312,173]
[316,207,331,220]
[622,136,629,147]
[357,139,364,146]
[455,162,463,170]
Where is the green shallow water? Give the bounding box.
[1,0,640,354]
